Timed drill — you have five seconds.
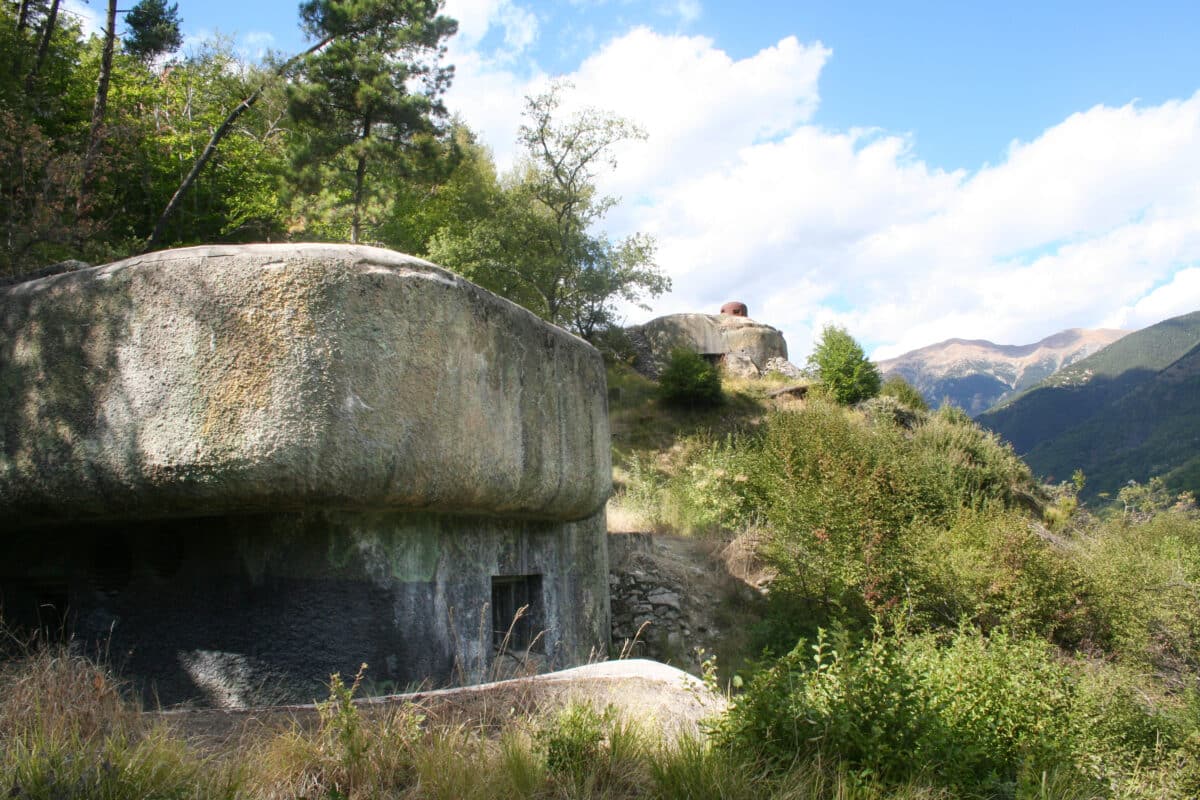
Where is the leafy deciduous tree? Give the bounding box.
[429,82,669,339]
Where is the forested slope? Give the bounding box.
[979,309,1200,497]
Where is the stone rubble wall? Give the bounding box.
[606,532,760,672]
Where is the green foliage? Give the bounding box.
[658,348,723,409]
[123,0,182,62]
[318,665,372,774]
[744,402,1035,634]
[287,0,456,244]
[532,703,648,796]
[536,703,608,780]
[716,626,1097,795]
[808,325,882,405]
[1079,507,1200,675]
[880,375,929,411]
[910,405,1037,511]
[429,81,669,339]
[904,508,1098,644]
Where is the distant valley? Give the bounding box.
[877,328,1130,415]
[978,309,1200,500]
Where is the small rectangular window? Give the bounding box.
[491,574,543,652]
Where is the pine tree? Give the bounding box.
[286,0,456,243]
[123,0,182,62]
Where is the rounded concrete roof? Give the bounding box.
[0,244,611,526]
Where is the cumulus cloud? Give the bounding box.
[444,0,538,56]
[1103,267,1200,331]
[443,15,1200,361]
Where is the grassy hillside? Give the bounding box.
[6,362,1200,799]
[608,373,1200,798]
[979,310,1200,492]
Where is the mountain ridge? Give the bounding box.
[878,327,1130,415]
[978,309,1200,499]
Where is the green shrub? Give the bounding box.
[1078,509,1200,672]
[807,325,881,405]
[716,626,1093,795]
[658,348,723,408]
[858,394,923,429]
[536,703,609,781]
[879,375,929,411]
[909,406,1037,513]
[592,325,639,364]
[904,507,1100,645]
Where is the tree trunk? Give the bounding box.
[145,35,334,251]
[77,0,117,217]
[24,0,60,87]
[16,0,31,34]
[350,119,371,244]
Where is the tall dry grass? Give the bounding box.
[0,627,976,800]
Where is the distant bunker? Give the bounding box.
[626,310,788,378]
[0,244,612,707]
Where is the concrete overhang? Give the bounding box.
[0,244,611,527]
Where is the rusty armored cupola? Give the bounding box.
[0,244,612,707]
[719,301,748,317]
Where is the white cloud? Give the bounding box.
[1103,267,1200,330]
[444,0,538,56]
[442,16,1200,362]
[62,0,102,38]
[671,0,701,25]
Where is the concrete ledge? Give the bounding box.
[0,244,611,526]
[155,659,725,743]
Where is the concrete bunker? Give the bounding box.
[625,307,789,379]
[0,244,611,707]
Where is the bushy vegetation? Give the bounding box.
[615,367,1200,797]
[808,324,881,405]
[717,624,1200,798]
[657,348,724,408]
[879,375,929,411]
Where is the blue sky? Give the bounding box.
[65,0,1200,358]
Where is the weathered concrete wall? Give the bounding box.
[0,244,612,706]
[626,313,788,378]
[0,244,609,526]
[1,508,609,706]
